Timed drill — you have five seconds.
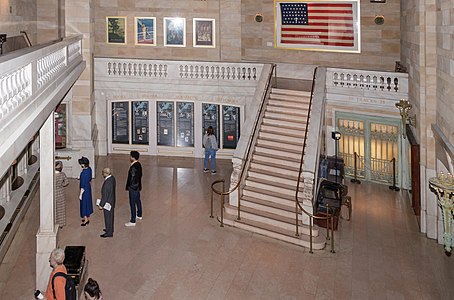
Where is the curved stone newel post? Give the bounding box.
[229,157,243,206]
[429,173,454,256]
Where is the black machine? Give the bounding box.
[63,246,87,286]
[314,179,348,230]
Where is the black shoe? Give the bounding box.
[100,234,112,238]
[81,220,90,226]
[103,229,107,232]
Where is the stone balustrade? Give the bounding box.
[326,67,408,96]
[100,58,261,83]
[0,35,83,126]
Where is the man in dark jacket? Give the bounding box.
[98,167,116,237]
[125,151,142,227]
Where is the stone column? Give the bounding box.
[36,112,57,291]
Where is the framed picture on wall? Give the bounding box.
[135,17,156,46]
[106,16,127,44]
[164,17,186,47]
[193,18,215,48]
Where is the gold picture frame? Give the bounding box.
[135,17,156,46]
[106,16,127,45]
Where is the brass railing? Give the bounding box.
[294,67,335,254]
[209,64,276,224]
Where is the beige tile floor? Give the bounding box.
[1,154,454,299]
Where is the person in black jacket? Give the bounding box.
[125,151,142,227]
[98,167,116,237]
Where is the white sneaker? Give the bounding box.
[125,222,136,227]
[136,216,143,220]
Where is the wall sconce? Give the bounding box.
[395,99,416,139]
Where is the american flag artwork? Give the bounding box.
[275,1,360,52]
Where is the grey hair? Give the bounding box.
[51,248,65,265]
[103,167,111,175]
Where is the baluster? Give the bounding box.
[163,65,168,77]
[333,72,339,86]
[211,66,215,79]
[226,67,230,79]
[232,67,236,80]
[143,64,147,77]
[216,66,220,79]
[359,75,364,88]
[159,64,163,77]
[205,66,210,79]
[340,73,345,87]
[107,62,112,75]
[128,63,132,76]
[386,77,391,91]
[179,65,184,78]
[365,75,371,89]
[190,65,194,78]
[394,78,398,92]
[194,66,199,78]
[242,67,246,79]
[133,63,137,76]
[221,67,225,79]
[253,67,257,80]
[200,65,205,78]
[346,74,351,87]
[247,68,251,80]
[152,64,156,77]
[184,65,189,78]
[380,76,385,90]
[352,74,358,87]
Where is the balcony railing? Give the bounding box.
[0,36,82,127]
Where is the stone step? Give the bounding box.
[254,145,302,160]
[241,195,296,218]
[265,111,308,123]
[262,117,307,129]
[259,124,305,138]
[258,131,304,145]
[245,177,298,197]
[250,161,300,177]
[271,88,312,98]
[243,187,296,207]
[252,153,301,169]
[248,169,299,187]
[256,137,303,152]
[268,99,311,109]
[224,210,325,249]
[266,105,310,117]
[269,93,311,103]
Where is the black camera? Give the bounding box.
[34,289,44,299]
[0,34,6,43]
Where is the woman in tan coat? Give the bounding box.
[55,161,69,228]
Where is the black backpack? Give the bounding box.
[51,272,77,300]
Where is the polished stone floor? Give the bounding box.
[0,155,453,299]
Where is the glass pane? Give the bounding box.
[202,103,220,147]
[157,101,174,146]
[176,102,194,147]
[112,102,129,144]
[132,101,149,145]
[222,105,240,149]
[370,123,398,183]
[338,118,365,178]
[55,104,67,149]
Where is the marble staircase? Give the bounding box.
[224,88,325,249]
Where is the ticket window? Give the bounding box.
[55,104,67,149]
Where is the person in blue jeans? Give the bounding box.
[203,126,218,174]
[125,151,142,227]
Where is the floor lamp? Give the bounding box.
[331,131,342,183]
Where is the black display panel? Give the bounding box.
[132,101,149,145]
[112,102,129,144]
[222,105,240,149]
[177,102,194,147]
[202,103,220,147]
[157,101,174,146]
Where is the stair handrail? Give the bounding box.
[294,67,335,254]
[210,64,276,224]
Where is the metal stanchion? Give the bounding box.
[389,157,400,191]
[210,189,214,218]
[350,152,361,184]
